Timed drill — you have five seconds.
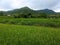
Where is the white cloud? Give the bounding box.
[10,0,26,8]
[0,0,60,12]
[0,0,29,10]
[52,3,60,12]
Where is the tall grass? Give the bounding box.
[0,24,60,45]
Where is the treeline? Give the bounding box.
[13,13,60,18]
[0,11,60,18]
[0,11,48,18]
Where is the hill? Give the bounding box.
[0,6,60,18]
[7,7,55,14]
[6,7,36,15]
[36,9,55,14]
[0,7,56,15]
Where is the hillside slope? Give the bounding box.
[0,7,56,16]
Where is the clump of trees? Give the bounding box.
[0,11,59,18]
[0,11,7,16]
[0,11,4,16]
[14,13,32,18]
[39,13,48,18]
[13,13,48,18]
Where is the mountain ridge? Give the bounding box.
[0,6,59,16]
[6,7,56,14]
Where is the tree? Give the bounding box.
[28,13,32,18]
[40,13,47,18]
[0,11,4,16]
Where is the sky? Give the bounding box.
[0,0,60,12]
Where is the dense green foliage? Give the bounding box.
[0,11,4,16]
[0,16,60,27]
[0,24,60,45]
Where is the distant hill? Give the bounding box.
[0,6,59,16]
[36,9,55,14]
[6,7,36,15]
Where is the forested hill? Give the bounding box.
[0,7,60,18]
[0,7,56,15]
[36,9,55,14]
[6,7,55,14]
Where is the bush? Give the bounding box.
[40,13,48,18]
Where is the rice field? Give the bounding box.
[0,24,60,45]
[0,16,60,27]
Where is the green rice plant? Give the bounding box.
[0,16,60,27]
[0,24,60,45]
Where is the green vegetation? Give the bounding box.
[0,16,60,27]
[0,7,60,45]
[0,11,4,16]
[0,7,60,18]
[0,24,60,45]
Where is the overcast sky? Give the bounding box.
[0,0,60,12]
